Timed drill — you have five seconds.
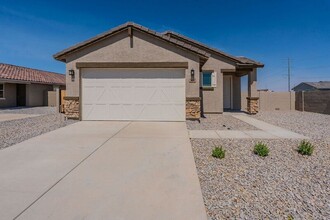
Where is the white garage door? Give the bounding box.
[81,68,186,121]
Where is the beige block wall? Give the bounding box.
[65,30,200,98]
[241,91,295,111]
[47,91,57,107]
[26,84,53,107]
[201,55,236,113]
[0,83,17,108]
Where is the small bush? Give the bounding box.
[253,142,269,157]
[297,140,314,156]
[212,147,225,159]
[287,214,294,220]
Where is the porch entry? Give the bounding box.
[16,84,26,106]
[223,75,233,109]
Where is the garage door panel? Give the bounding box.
[82,68,185,121]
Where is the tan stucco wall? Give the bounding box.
[201,55,236,113]
[0,83,17,108]
[241,91,295,111]
[26,84,53,107]
[65,30,200,98]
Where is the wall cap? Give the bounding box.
[64,96,79,101]
[246,97,259,100]
[186,97,201,101]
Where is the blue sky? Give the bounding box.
[0,0,329,91]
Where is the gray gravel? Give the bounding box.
[192,138,330,220]
[0,108,76,150]
[187,114,258,130]
[252,111,330,141]
[0,106,57,115]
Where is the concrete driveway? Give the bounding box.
[0,121,207,220]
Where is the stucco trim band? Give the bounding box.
[76,62,189,69]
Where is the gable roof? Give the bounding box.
[163,31,264,67]
[53,22,211,62]
[293,81,330,90]
[54,22,263,68]
[0,63,65,85]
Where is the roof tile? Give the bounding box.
[0,63,65,85]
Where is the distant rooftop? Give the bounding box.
[302,81,330,90]
[0,63,65,85]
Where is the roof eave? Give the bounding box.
[53,23,210,62]
[236,63,264,68]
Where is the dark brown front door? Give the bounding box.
[16,84,26,106]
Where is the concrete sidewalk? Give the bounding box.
[189,115,308,139]
[0,121,207,220]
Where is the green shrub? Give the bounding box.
[212,147,225,159]
[297,140,314,156]
[287,214,294,220]
[253,142,269,157]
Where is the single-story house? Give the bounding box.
[292,81,330,92]
[0,63,65,108]
[54,22,264,121]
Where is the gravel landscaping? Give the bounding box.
[192,138,330,219]
[0,107,76,150]
[187,114,258,130]
[252,111,330,141]
[0,106,57,115]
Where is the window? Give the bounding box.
[202,72,212,87]
[0,84,4,99]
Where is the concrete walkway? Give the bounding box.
[0,113,39,122]
[0,122,207,220]
[189,115,308,139]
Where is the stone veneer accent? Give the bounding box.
[186,97,201,119]
[63,97,79,119]
[246,97,259,114]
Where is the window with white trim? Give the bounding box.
[202,71,217,87]
[0,84,4,98]
[202,71,212,87]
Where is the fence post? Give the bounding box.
[302,91,305,112]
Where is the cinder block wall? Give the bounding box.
[295,90,330,114]
[47,91,57,107]
[241,91,295,111]
[26,84,53,107]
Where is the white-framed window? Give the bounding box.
[0,83,4,99]
[202,71,217,87]
[202,71,212,87]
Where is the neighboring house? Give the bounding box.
[292,81,330,92]
[54,22,264,121]
[0,63,65,108]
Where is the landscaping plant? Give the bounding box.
[297,140,314,156]
[253,142,269,157]
[212,146,225,159]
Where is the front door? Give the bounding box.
[17,84,26,106]
[223,75,232,109]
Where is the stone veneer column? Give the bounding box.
[63,97,79,119]
[186,97,201,120]
[247,68,259,114]
[246,97,259,114]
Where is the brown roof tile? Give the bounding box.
[0,63,65,85]
[164,31,264,67]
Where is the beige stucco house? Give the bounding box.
[0,63,65,108]
[54,22,263,121]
